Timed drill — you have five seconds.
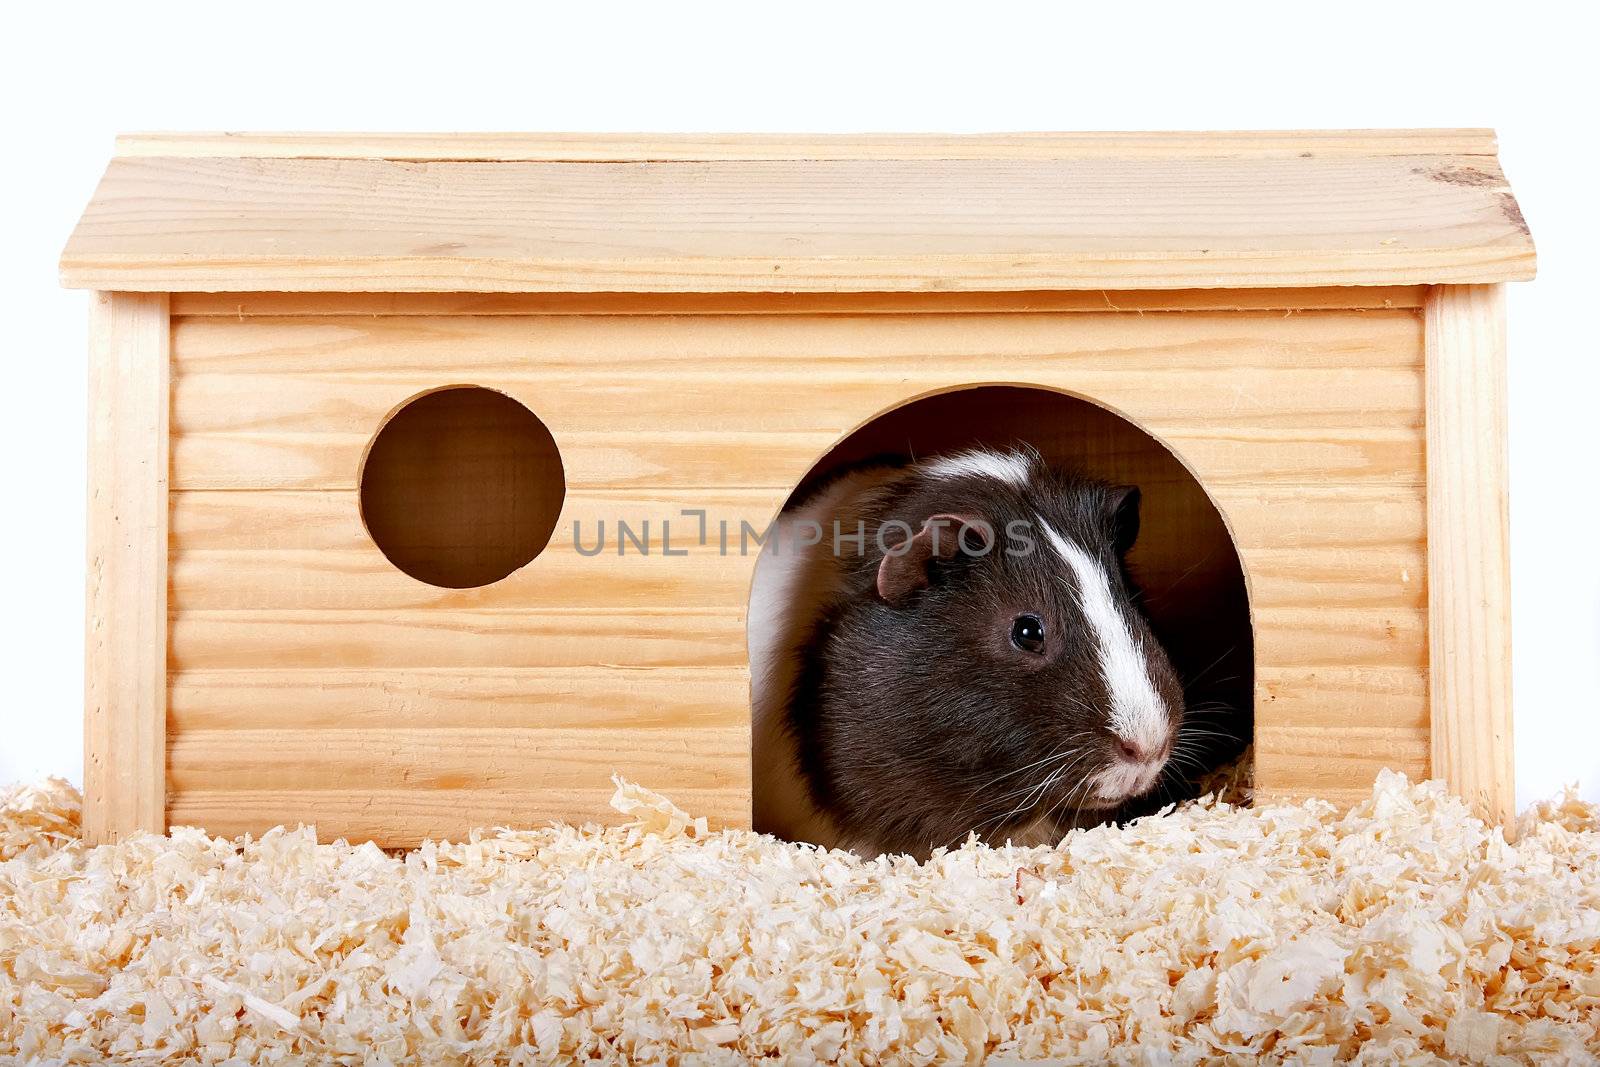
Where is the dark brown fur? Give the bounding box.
[785,452,1186,858]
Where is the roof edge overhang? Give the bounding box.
[61,130,1536,294]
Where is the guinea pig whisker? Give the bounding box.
[1174,728,1236,745]
[1147,770,1178,808]
[1047,749,1104,822]
[1181,645,1240,690]
[957,750,1076,817]
[1041,773,1088,830]
[1167,750,1207,771]
[1182,701,1237,714]
[1053,767,1103,831]
[979,762,1071,821]
[960,749,1095,847]
[1175,734,1234,748]
[1186,674,1243,692]
[1137,551,1219,607]
[1011,756,1080,812]
[1176,721,1236,736]
[967,742,1078,792]
[988,771,1067,808]
[947,738,1092,822]
[1179,711,1236,724]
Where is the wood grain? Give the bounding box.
[84,293,169,844]
[168,726,743,793]
[1255,723,1433,807]
[171,369,1425,435]
[1425,284,1515,826]
[1251,606,1426,669]
[61,153,1534,293]
[165,667,753,844]
[169,287,1428,318]
[166,786,750,844]
[169,609,749,672]
[1256,666,1429,729]
[167,305,1424,372]
[164,309,1425,493]
[167,495,1422,612]
[171,427,1427,494]
[159,297,1435,840]
[169,667,751,731]
[115,129,1503,161]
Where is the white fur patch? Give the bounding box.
[1037,517,1170,759]
[921,448,1031,488]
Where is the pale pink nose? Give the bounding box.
[1116,738,1150,763]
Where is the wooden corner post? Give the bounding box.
[1424,284,1515,827]
[84,291,170,844]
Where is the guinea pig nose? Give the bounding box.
[1115,737,1149,763]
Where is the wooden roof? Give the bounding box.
[61,130,1535,294]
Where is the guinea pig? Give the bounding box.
[748,446,1186,860]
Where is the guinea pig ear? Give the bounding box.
[1107,485,1142,557]
[876,513,991,604]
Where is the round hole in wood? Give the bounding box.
[359,386,565,589]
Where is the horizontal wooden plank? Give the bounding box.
[168,726,745,793]
[166,786,749,845]
[168,604,1419,673]
[171,427,1425,491]
[168,287,1428,318]
[171,488,780,550]
[168,609,749,671]
[63,153,1534,292]
[169,493,1423,613]
[1254,666,1428,730]
[168,662,1424,736]
[172,484,1423,552]
[171,548,757,612]
[168,308,1424,374]
[170,540,1422,613]
[1252,606,1427,669]
[1255,725,1430,793]
[166,430,808,492]
[1223,486,1424,551]
[117,129,1503,161]
[165,655,1425,753]
[166,305,1425,493]
[163,664,1428,824]
[1252,781,1433,810]
[1225,546,1425,610]
[168,667,750,732]
[170,368,1425,437]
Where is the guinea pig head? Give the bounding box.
[812,463,1187,853]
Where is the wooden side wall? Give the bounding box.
[165,290,1430,843]
[84,293,170,844]
[1426,285,1515,826]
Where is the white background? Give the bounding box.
[2,3,1595,809]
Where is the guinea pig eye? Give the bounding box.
[1010,613,1046,654]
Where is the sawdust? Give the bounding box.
[1,772,1597,1064]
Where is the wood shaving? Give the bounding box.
[2,771,1597,1064]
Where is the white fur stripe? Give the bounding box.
[921,448,1031,487]
[1037,517,1168,753]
